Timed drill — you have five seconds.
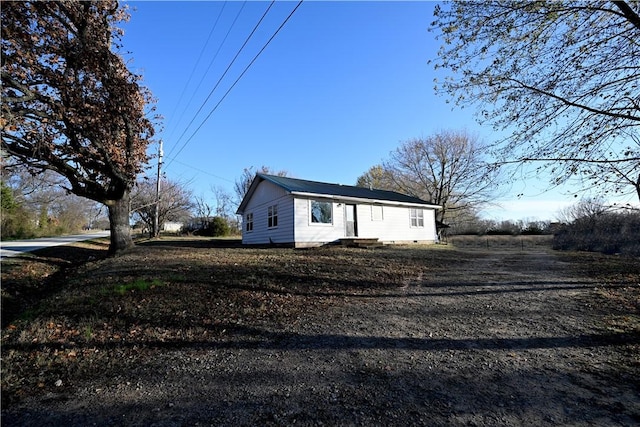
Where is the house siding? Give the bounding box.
[241,180,294,245]
[356,204,437,243]
[291,199,438,247]
[293,197,345,247]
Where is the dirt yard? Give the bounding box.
[2,238,639,426]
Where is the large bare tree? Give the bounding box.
[357,131,498,228]
[356,165,402,193]
[1,1,156,253]
[430,1,640,202]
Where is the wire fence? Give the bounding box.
[446,235,553,250]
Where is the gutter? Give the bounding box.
[290,191,442,209]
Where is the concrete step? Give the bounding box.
[339,238,383,248]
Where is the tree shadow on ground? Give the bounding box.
[1,240,109,328]
[5,323,638,354]
[138,238,243,249]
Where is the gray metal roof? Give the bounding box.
[236,173,439,214]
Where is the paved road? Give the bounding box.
[0,231,110,258]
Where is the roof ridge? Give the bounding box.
[260,173,379,191]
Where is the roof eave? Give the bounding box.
[236,174,271,214]
[290,191,442,209]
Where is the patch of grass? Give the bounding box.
[559,251,640,283]
[18,307,41,322]
[109,278,164,295]
[83,325,93,340]
[557,251,640,336]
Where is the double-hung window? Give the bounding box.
[268,205,278,228]
[410,208,424,227]
[371,205,383,221]
[245,213,254,232]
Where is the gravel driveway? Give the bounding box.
[2,245,639,426]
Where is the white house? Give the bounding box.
[236,173,441,248]
[162,221,183,233]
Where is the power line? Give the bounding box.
[166,1,276,160]
[165,157,235,184]
[163,2,227,144]
[166,2,247,153]
[167,0,304,166]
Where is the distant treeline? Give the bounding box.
[448,200,640,256]
[450,219,552,236]
[552,211,640,256]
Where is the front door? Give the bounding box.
[345,204,357,237]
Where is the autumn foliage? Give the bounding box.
[1,1,155,253]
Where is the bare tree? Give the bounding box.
[193,195,214,232]
[131,178,194,237]
[553,197,640,255]
[358,131,499,230]
[556,197,609,224]
[1,166,104,236]
[356,165,402,192]
[430,1,640,201]
[2,168,64,211]
[212,185,234,219]
[234,166,288,204]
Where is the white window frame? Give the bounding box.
[309,200,333,225]
[267,204,278,228]
[371,205,383,221]
[410,208,424,228]
[245,212,254,232]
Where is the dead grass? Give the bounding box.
[0,239,465,407]
[557,251,640,336]
[2,236,638,417]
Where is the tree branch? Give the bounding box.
[505,77,639,122]
[612,1,640,30]
[497,156,640,165]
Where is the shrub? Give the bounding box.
[552,211,640,255]
[187,216,231,237]
[208,216,230,237]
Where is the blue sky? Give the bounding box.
[120,1,582,221]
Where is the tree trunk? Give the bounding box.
[106,189,134,255]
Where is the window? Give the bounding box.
[371,205,383,221]
[245,213,254,232]
[268,205,278,228]
[410,208,424,227]
[310,200,332,224]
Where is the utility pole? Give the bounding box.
[153,139,163,238]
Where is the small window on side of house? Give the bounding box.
[268,205,278,228]
[246,212,254,232]
[410,208,424,227]
[372,205,383,221]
